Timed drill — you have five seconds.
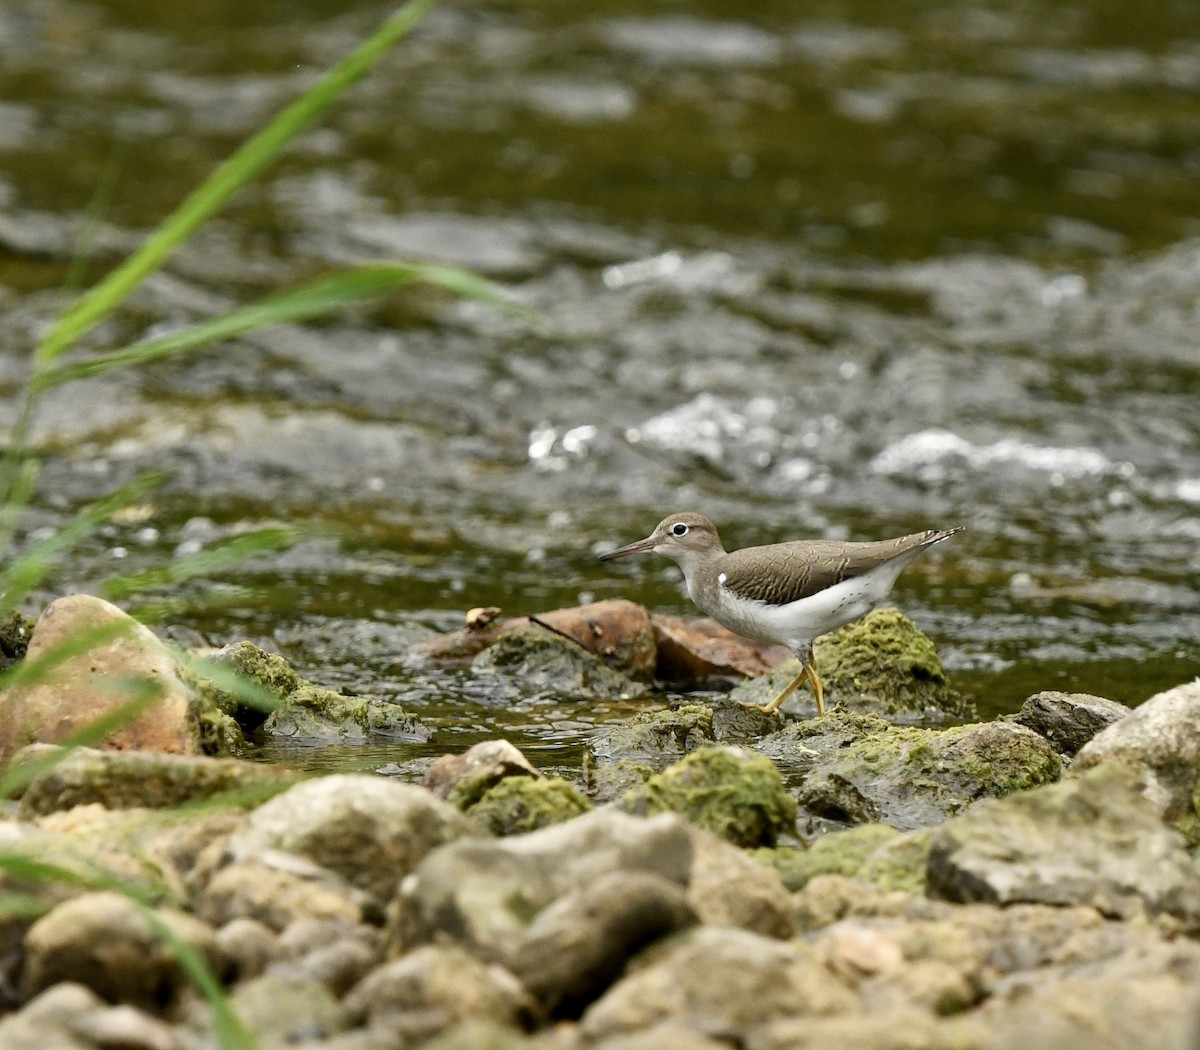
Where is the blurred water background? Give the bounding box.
[2,0,1198,772]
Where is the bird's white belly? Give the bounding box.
[710,570,899,648]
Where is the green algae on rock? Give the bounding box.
[207,640,431,743]
[621,746,797,848]
[731,608,971,723]
[463,777,593,836]
[590,699,779,767]
[750,823,901,891]
[797,720,1061,830]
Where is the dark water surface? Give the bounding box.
[2,0,1198,774]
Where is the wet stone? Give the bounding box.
[424,739,542,805]
[590,700,780,768]
[471,626,648,702]
[463,776,593,836]
[1009,690,1130,755]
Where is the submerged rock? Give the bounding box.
[590,699,779,766]
[620,745,797,848]
[1010,690,1129,756]
[463,777,593,836]
[729,608,970,723]
[472,625,648,701]
[211,640,431,743]
[927,764,1200,923]
[13,743,296,816]
[0,595,200,765]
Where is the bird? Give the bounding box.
[598,512,963,716]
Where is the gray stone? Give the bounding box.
[686,829,793,938]
[14,743,295,816]
[927,764,1200,923]
[424,739,542,804]
[1070,679,1200,820]
[216,917,279,982]
[21,890,219,1008]
[225,774,483,902]
[343,945,534,1040]
[198,855,372,931]
[590,700,776,768]
[226,973,348,1045]
[0,983,100,1050]
[579,927,858,1042]
[393,809,693,962]
[509,869,697,1017]
[1010,690,1130,755]
[66,1004,178,1050]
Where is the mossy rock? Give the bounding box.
[0,611,33,670]
[621,745,797,848]
[798,720,1062,830]
[732,608,972,723]
[264,685,430,742]
[464,777,593,836]
[472,626,647,701]
[750,823,901,891]
[859,827,935,895]
[580,758,657,803]
[590,699,779,768]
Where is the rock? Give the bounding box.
[858,828,936,895]
[13,743,296,816]
[21,890,219,1008]
[269,918,383,996]
[578,927,858,1042]
[509,870,697,1017]
[0,595,199,765]
[686,829,793,938]
[417,1018,563,1050]
[582,759,657,803]
[463,777,593,836]
[591,701,780,767]
[197,855,375,931]
[1009,690,1130,755]
[927,764,1200,923]
[424,739,542,804]
[751,824,902,891]
[216,917,279,982]
[730,608,972,722]
[225,973,348,1045]
[589,1023,732,1050]
[471,626,647,701]
[224,774,482,902]
[649,613,790,683]
[1070,679,1200,825]
[620,746,797,847]
[0,610,33,670]
[62,1004,178,1050]
[343,945,534,1040]
[0,983,102,1050]
[393,809,693,962]
[796,720,1061,830]
[411,599,657,680]
[752,1010,980,1050]
[209,640,432,743]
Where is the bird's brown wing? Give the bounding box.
[720,529,958,607]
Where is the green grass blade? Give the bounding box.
[179,653,282,715]
[0,470,166,611]
[34,262,530,391]
[99,525,304,602]
[34,0,436,368]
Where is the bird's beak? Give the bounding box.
[598,533,657,561]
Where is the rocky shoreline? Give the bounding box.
[1,594,1198,1049]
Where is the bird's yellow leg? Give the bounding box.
[756,660,826,716]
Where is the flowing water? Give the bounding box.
[2,0,1198,775]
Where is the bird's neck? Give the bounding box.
[667,546,725,608]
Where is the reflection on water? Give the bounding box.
[1,0,1198,772]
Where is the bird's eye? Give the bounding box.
[671,522,689,537]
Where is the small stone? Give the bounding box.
[1011,690,1130,755]
[821,922,905,977]
[424,739,542,804]
[686,829,793,938]
[216,917,279,982]
[198,856,370,931]
[509,869,697,1017]
[463,777,593,836]
[21,891,219,1009]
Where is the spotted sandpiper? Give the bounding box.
[599,513,963,716]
